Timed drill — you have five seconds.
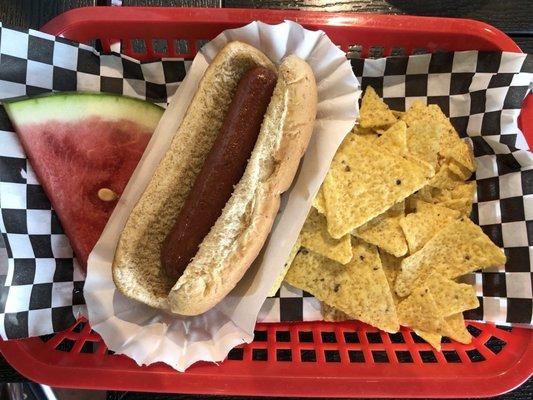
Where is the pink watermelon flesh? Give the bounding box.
[5,93,163,268]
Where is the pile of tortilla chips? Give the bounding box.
[277,86,507,350]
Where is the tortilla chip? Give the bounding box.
[414,329,442,351]
[401,101,430,126]
[392,110,405,118]
[358,121,408,156]
[449,139,476,173]
[354,124,378,137]
[359,86,397,128]
[322,302,352,322]
[323,134,434,238]
[353,201,408,257]
[434,181,477,201]
[440,198,474,216]
[399,201,460,254]
[411,185,436,203]
[449,160,473,180]
[375,121,408,156]
[428,164,463,190]
[395,218,507,297]
[401,102,464,165]
[300,208,353,264]
[397,285,451,336]
[379,250,403,304]
[410,182,476,216]
[423,273,479,316]
[405,194,418,213]
[285,239,399,332]
[268,239,301,297]
[445,313,473,344]
[406,120,442,169]
[312,187,326,214]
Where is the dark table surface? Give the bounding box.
[0,1,531,399]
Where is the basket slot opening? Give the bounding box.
[131,39,147,54]
[276,331,290,342]
[497,325,513,332]
[441,336,451,343]
[369,45,384,58]
[388,332,405,343]
[466,349,486,362]
[321,331,337,343]
[485,336,507,354]
[372,350,389,363]
[227,347,244,361]
[106,349,115,356]
[324,350,341,363]
[467,325,482,337]
[395,350,413,363]
[55,338,76,353]
[419,350,438,363]
[174,39,189,55]
[411,331,427,343]
[252,348,268,361]
[348,350,365,363]
[254,330,267,342]
[343,332,359,343]
[40,334,55,343]
[366,332,382,344]
[391,47,407,57]
[298,331,314,343]
[443,350,462,363]
[80,341,96,354]
[300,349,316,362]
[276,349,292,362]
[196,39,209,51]
[71,321,85,333]
[346,44,362,59]
[152,38,168,54]
[412,48,429,55]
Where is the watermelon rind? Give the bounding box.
[4,92,164,131]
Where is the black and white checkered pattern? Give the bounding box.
[0,24,186,338]
[0,23,532,338]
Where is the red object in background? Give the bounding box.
[0,7,531,398]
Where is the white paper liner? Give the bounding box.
[84,20,359,371]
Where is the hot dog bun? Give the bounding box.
[112,42,317,315]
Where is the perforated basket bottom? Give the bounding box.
[41,318,513,365]
[1,316,531,396]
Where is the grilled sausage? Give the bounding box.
[161,66,277,279]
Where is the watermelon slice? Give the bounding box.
[5,93,163,268]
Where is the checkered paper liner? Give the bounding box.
[0,25,186,339]
[0,24,531,339]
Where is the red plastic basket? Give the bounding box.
[1,7,532,398]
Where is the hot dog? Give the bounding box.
[112,41,317,315]
[161,67,277,279]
